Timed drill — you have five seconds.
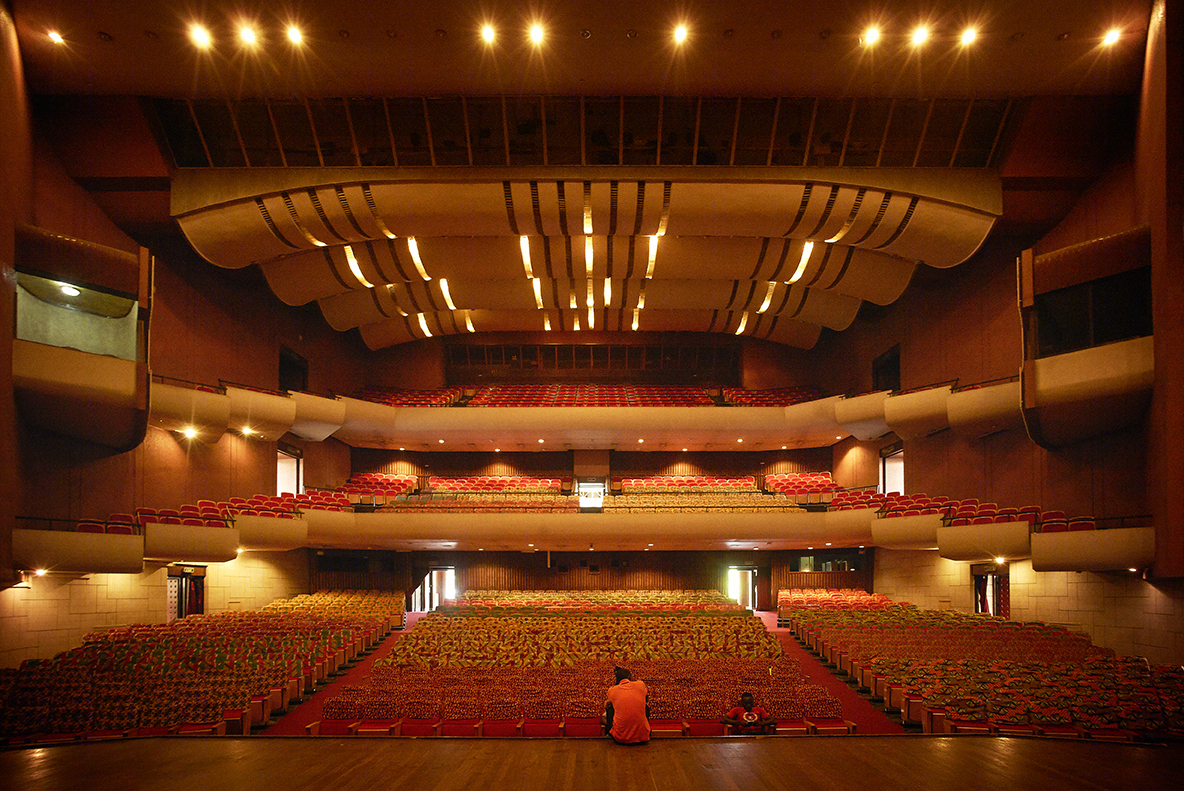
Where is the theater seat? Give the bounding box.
[561,717,602,737]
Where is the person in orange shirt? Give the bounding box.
[603,666,650,744]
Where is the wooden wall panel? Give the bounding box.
[610,449,830,480]
[351,449,574,479]
[769,568,874,597]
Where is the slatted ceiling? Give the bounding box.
[794,289,861,331]
[733,98,778,167]
[811,188,861,243]
[883,202,996,268]
[231,100,283,167]
[189,100,245,167]
[385,97,432,166]
[665,184,804,237]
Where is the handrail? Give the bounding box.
[951,374,1020,392]
[151,374,225,393]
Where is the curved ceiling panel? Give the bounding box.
[175,171,997,346]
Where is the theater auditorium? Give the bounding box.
[0,0,1181,787]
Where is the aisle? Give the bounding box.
[757,611,906,735]
[263,611,426,735]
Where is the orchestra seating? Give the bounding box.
[0,591,403,744]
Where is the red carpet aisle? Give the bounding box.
[263,611,426,735]
[757,611,906,735]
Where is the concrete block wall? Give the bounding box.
[0,549,309,669]
[875,548,1184,665]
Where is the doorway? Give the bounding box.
[166,567,205,620]
[727,566,758,610]
[411,566,456,611]
[277,448,302,496]
[880,446,904,494]
[971,562,1010,617]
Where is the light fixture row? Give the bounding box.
[45,24,1128,49]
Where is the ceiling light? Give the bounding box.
[407,237,430,280]
[60,284,80,297]
[781,446,787,450]
[538,439,544,444]
[34,569,47,577]
[734,312,749,335]
[585,236,594,277]
[481,25,495,43]
[530,24,544,44]
[241,427,253,436]
[681,448,687,452]
[190,24,212,48]
[439,278,457,310]
[494,448,500,452]
[438,439,445,444]
[757,281,776,313]
[1128,567,1138,572]
[645,236,659,278]
[603,278,612,307]
[573,313,580,331]
[736,438,743,443]
[786,241,814,284]
[519,236,534,277]
[465,311,476,333]
[543,313,552,331]
[587,306,595,329]
[240,27,257,45]
[1103,28,1121,45]
[181,427,197,439]
[478,548,484,551]
[417,313,433,338]
[531,279,545,309]
[648,543,654,546]
[287,27,303,44]
[911,26,929,46]
[995,557,1006,564]
[861,26,880,45]
[48,31,64,44]
[825,542,832,546]
[808,546,813,550]
[631,308,640,331]
[960,28,977,45]
[528,543,534,547]
[673,25,688,44]
[638,439,644,443]
[586,279,594,307]
[836,436,842,440]
[399,447,404,451]
[343,245,373,288]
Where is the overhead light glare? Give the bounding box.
[862,26,880,45]
[631,308,640,331]
[735,312,749,335]
[786,241,814,284]
[181,427,198,439]
[417,313,433,337]
[995,557,1006,565]
[530,24,544,44]
[532,279,545,309]
[287,26,303,44]
[240,27,257,45]
[587,306,595,329]
[960,28,977,45]
[603,278,612,307]
[439,278,457,310]
[586,279,594,307]
[911,26,929,46]
[583,204,593,235]
[585,236,594,276]
[60,284,80,297]
[573,313,581,331]
[519,236,534,277]
[544,313,552,331]
[757,281,776,313]
[48,31,64,44]
[465,311,476,333]
[1103,28,1121,45]
[190,24,212,48]
[241,427,253,436]
[343,245,373,288]
[34,569,47,577]
[481,25,495,43]
[407,237,430,280]
[645,235,659,278]
[638,439,644,444]
[674,25,688,44]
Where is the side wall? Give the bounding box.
[0,549,309,668]
[875,548,1184,665]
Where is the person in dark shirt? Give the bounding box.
[722,692,776,735]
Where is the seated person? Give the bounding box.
[722,692,776,735]
[604,666,650,744]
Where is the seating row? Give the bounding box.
[720,386,823,407]
[611,475,758,494]
[353,386,463,407]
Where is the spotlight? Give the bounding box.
[181,427,198,439]
[995,557,1006,565]
[240,427,253,436]
[673,25,688,44]
[60,284,80,296]
[911,26,929,46]
[240,27,257,45]
[287,26,303,44]
[35,569,47,577]
[48,31,64,44]
[481,25,495,43]
[529,24,544,44]
[190,24,212,48]
[1103,28,1121,46]
[961,28,977,45]
[861,26,880,45]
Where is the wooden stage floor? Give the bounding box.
[3,735,1182,791]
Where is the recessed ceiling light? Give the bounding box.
[807,546,813,550]
[1128,567,1138,572]
[438,439,445,444]
[181,427,197,439]
[1103,28,1121,46]
[494,448,501,453]
[825,542,832,546]
[190,24,211,48]
[995,557,1006,564]
[528,543,534,547]
[34,569,47,577]
[240,27,257,45]
[961,28,977,45]
[781,445,787,450]
[911,26,929,46]
[638,438,644,443]
[529,24,544,44]
[287,26,303,44]
[737,438,743,443]
[478,548,484,551]
[861,26,880,45]
[648,543,654,547]
[241,427,253,436]
[580,29,592,39]
[673,25,688,44]
[481,25,495,43]
[60,284,80,296]
[682,448,688,452]
[538,439,544,444]
[48,31,64,44]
